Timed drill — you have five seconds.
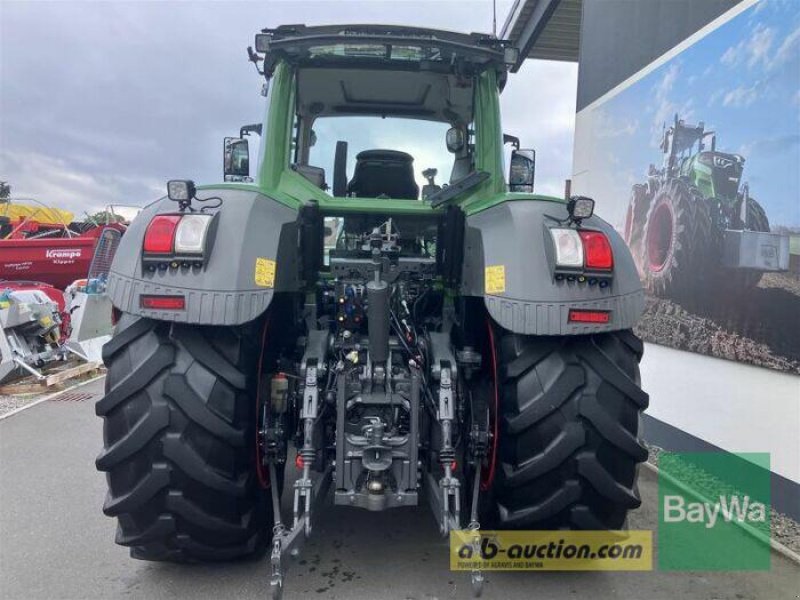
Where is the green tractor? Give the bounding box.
[625,114,789,299]
[96,25,649,597]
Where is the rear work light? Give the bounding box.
[140,295,185,310]
[551,228,614,272]
[143,215,181,254]
[568,309,610,324]
[579,230,613,270]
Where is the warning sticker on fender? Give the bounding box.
[254,257,276,288]
[485,265,506,294]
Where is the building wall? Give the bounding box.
[572,0,800,517]
[577,0,741,111]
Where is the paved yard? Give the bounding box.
[1,377,797,599]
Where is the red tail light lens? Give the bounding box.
[568,309,610,324]
[140,295,185,310]
[143,215,181,254]
[579,231,613,270]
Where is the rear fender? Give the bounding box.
[461,201,644,335]
[106,189,300,325]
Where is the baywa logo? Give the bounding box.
[663,494,767,529]
[658,452,771,571]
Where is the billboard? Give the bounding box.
[573,0,800,374]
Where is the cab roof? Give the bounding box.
[254,24,517,78]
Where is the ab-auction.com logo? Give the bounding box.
[658,452,771,571]
[449,530,652,571]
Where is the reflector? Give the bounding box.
[568,309,610,324]
[140,295,186,310]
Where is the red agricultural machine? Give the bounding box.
[0,200,132,382]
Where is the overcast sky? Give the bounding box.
[0,1,577,216]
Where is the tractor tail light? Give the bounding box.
[140,295,185,310]
[579,231,613,270]
[568,309,610,324]
[143,215,181,254]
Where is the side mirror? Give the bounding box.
[446,127,466,153]
[509,149,535,193]
[224,137,250,181]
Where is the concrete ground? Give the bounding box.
[0,376,797,600]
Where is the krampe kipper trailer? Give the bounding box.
[96,25,649,597]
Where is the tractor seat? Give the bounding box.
[346,150,419,200]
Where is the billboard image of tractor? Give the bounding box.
[624,114,790,300]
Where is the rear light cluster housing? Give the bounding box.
[549,227,614,286]
[142,213,216,271]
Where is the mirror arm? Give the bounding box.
[503,134,520,150]
[247,46,265,76]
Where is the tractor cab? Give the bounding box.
[660,114,746,201]
[661,115,713,174]
[222,25,535,204]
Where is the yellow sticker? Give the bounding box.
[485,265,506,295]
[254,257,276,288]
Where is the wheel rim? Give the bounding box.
[646,199,674,272]
[624,203,634,244]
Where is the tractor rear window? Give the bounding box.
[307,116,456,199]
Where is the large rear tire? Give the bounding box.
[624,183,651,273]
[490,330,648,530]
[642,178,712,300]
[96,314,270,562]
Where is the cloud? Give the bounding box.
[0,150,164,216]
[654,63,679,98]
[719,23,776,69]
[744,134,800,156]
[772,24,800,69]
[649,63,694,147]
[499,58,578,196]
[720,45,739,67]
[2,1,566,210]
[594,110,639,139]
[748,24,776,68]
[722,85,760,108]
[708,88,725,107]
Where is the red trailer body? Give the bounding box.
[0,224,124,290]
